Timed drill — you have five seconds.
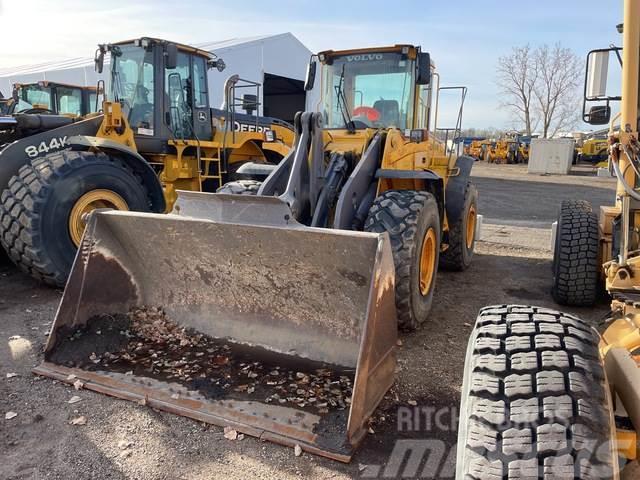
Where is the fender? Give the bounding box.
[67,135,166,213]
[445,155,475,224]
[0,115,103,191]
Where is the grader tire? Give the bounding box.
[0,150,150,287]
[456,305,616,480]
[364,190,440,331]
[216,180,261,195]
[440,182,478,271]
[552,200,599,306]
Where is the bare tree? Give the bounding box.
[533,44,583,138]
[495,43,583,138]
[496,45,537,136]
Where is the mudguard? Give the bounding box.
[0,115,103,191]
[67,135,166,213]
[445,155,475,224]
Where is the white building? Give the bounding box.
[0,33,313,123]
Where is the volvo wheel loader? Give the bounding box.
[456,1,639,478]
[0,37,295,286]
[33,44,478,461]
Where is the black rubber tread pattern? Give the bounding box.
[552,200,599,306]
[457,305,615,480]
[364,190,440,331]
[0,150,149,287]
[216,180,261,195]
[440,182,478,271]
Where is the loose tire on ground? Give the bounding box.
[364,190,440,331]
[440,182,478,271]
[552,200,599,306]
[456,305,616,480]
[216,179,261,195]
[0,150,150,287]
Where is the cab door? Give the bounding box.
[164,52,212,141]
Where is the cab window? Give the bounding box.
[165,51,193,137]
[57,87,83,116]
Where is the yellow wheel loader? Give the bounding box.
[33,44,478,461]
[3,81,99,116]
[0,38,295,286]
[456,1,639,477]
[578,136,610,163]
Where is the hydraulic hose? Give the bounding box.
[613,148,640,202]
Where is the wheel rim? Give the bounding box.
[466,204,477,249]
[68,189,128,246]
[419,228,437,296]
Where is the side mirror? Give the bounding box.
[166,43,178,70]
[304,59,317,91]
[416,52,431,85]
[94,47,105,74]
[586,50,609,99]
[208,57,226,72]
[586,105,611,125]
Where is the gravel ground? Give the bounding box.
[0,161,614,479]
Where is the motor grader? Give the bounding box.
[33,44,478,461]
[456,1,640,477]
[0,37,294,286]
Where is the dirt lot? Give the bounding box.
[0,162,615,479]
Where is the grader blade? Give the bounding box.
[34,200,397,462]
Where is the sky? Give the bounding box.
[0,0,624,130]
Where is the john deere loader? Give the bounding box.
[0,38,294,286]
[456,1,640,478]
[33,44,478,460]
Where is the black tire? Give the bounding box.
[0,150,150,287]
[364,190,440,331]
[457,305,615,480]
[216,180,261,195]
[552,200,599,306]
[440,182,478,271]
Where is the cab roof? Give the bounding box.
[318,44,421,60]
[113,37,213,59]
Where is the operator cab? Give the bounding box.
[95,37,225,153]
[11,82,96,116]
[306,45,432,131]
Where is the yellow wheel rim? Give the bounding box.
[68,189,128,246]
[466,204,477,249]
[419,228,437,296]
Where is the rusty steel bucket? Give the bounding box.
[34,191,397,462]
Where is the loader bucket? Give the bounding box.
[34,193,397,462]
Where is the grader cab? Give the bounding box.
[34,44,479,461]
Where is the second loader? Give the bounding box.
[34,44,479,461]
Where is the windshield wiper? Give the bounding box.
[334,64,355,133]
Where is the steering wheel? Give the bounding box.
[19,107,54,115]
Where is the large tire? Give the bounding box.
[0,150,151,287]
[440,182,478,271]
[216,179,261,195]
[552,200,599,306]
[456,305,616,480]
[364,190,440,331]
